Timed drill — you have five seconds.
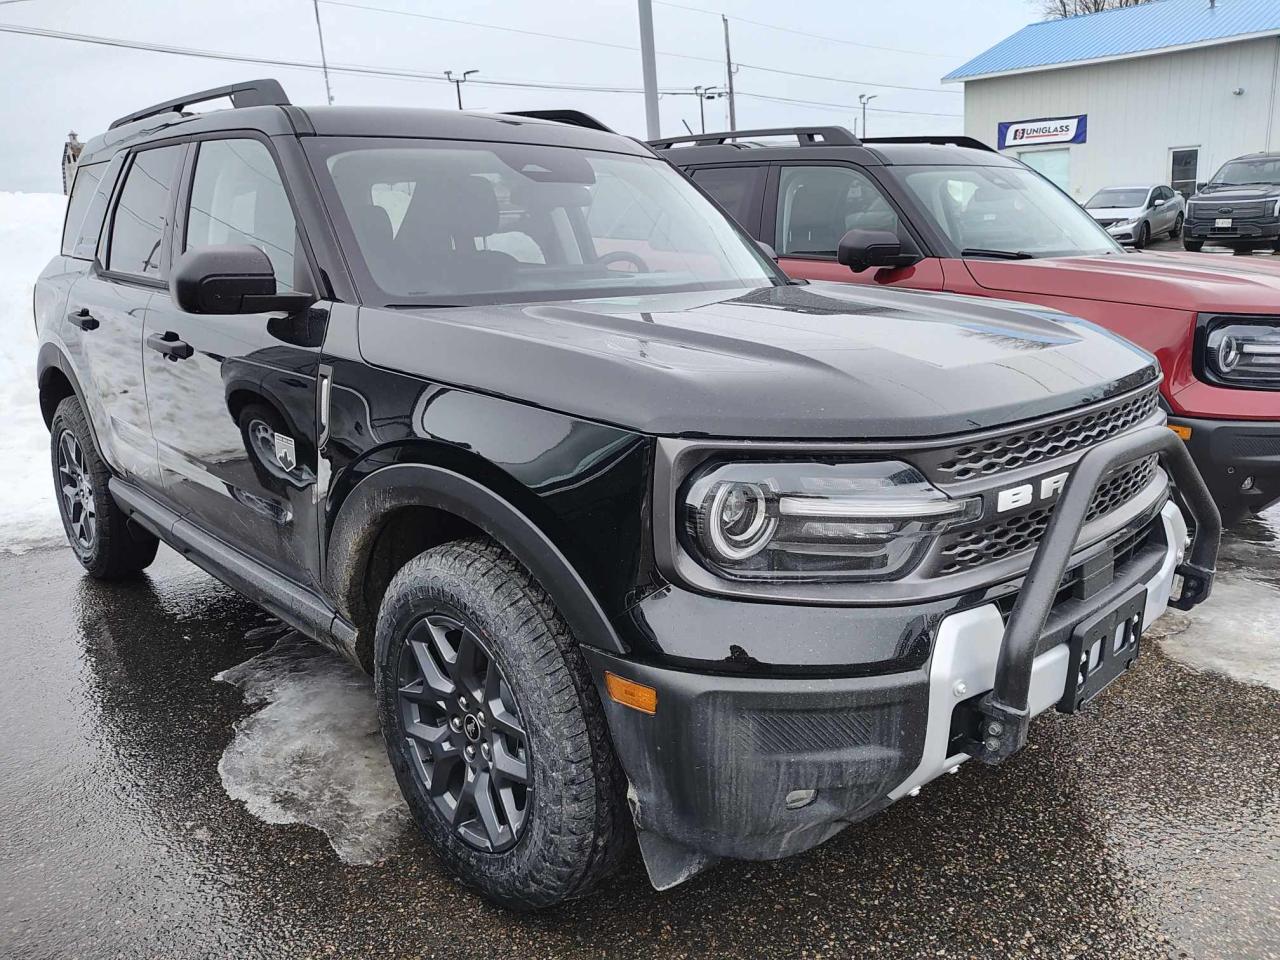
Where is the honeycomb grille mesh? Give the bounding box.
[938,456,1160,575]
[934,389,1160,482]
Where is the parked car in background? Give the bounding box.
[1184,152,1280,253]
[37,84,1222,909]
[656,127,1280,523]
[1085,184,1184,249]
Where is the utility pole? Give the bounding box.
[637,0,661,139]
[722,15,737,131]
[311,0,334,105]
[858,94,878,138]
[445,69,479,110]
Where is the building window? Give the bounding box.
[1171,148,1199,200]
[1018,148,1071,193]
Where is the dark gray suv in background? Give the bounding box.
[1184,152,1280,253]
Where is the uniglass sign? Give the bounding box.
[997,115,1087,150]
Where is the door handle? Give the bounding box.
[67,308,99,331]
[147,331,194,361]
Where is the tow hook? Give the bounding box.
[968,696,1030,766]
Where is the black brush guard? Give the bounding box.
[974,424,1221,765]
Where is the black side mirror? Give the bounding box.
[836,229,921,274]
[1197,181,1208,192]
[756,240,779,262]
[170,245,315,315]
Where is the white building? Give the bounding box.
[944,0,1280,203]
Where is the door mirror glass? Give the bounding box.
[170,245,315,315]
[836,229,920,273]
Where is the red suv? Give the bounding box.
[656,127,1280,523]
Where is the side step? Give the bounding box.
[108,478,360,667]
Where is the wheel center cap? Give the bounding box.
[462,714,482,742]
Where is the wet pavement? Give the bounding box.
[2,511,1278,960]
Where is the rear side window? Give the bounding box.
[61,161,106,256]
[185,138,301,291]
[108,145,185,279]
[690,166,765,229]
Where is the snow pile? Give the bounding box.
[215,632,411,864]
[0,192,69,552]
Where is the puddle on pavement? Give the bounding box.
[215,632,411,864]
[1148,505,1280,692]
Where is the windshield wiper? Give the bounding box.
[961,248,1035,260]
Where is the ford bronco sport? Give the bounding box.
[656,127,1280,525]
[38,82,1219,909]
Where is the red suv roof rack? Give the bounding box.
[649,126,860,149]
[109,79,290,131]
[861,135,995,153]
[502,110,615,133]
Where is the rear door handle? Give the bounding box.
[146,331,193,361]
[67,308,99,331]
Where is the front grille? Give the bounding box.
[933,388,1159,482]
[938,456,1160,575]
[1192,200,1273,220]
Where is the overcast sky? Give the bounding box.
[0,0,1037,192]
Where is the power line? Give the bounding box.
[317,0,959,96]
[653,0,962,59]
[738,90,963,118]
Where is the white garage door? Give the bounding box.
[1019,148,1071,192]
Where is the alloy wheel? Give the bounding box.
[397,612,531,852]
[56,429,96,550]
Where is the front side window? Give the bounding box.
[308,138,778,306]
[894,164,1122,259]
[775,165,899,257]
[108,145,185,278]
[1086,188,1151,210]
[1210,157,1280,187]
[186,139,300,291]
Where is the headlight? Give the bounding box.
[1112,218,1137,229]
[680,461,980,582]
[1204,318,1280,387]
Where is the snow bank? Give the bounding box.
[0,192,67,553]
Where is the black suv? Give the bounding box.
[37,80,1219,909]
[1184,152,1280,253]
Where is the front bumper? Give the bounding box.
[588,427,1221,889]
[1185,218,1280,244]
[1104,221,1141,243]
[1170,414,1280,519]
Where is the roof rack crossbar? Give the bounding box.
[861,135,996,153]
[502,109,615,133]
[649,126,860,149]
[108,78,290,131]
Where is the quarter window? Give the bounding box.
[775,165,899,257]
[61,161,107,257]
[108,145,184,278]
[186,139,300,291]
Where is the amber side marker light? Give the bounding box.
[605,671,657,715]
[1169,424,1193,441]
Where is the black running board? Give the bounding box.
[108,478,361,667]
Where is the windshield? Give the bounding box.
[1209,157,1280,187]
[893,164,1123,258]
[307,138,779,306]
[1086,188,1149,209]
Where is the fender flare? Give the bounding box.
[326,462,628,655]
[37,342,108,462]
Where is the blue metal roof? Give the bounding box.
[944,0,1280,82]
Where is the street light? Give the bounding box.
[858,94,878,138]
[694,85,720,133]
[445,69,479,110]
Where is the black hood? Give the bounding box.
[356,283,1158,440]
[1192,183,1280,203]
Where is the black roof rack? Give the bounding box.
[649,126,860,149]
[109,79,290,131]
[861,135,996,153]
[502,109,615,133]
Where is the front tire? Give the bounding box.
[1170,213,1183,239]
[50,397,158,579]
[374,538,630,909]
[1133,221,1150,250]
[1183,238,1204,252]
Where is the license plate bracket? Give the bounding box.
[1057,585,1146,713]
